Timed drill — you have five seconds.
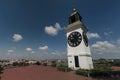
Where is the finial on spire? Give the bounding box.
[73,8,77,12]
[71,8,77,16]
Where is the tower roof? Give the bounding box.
[69,8,82,24]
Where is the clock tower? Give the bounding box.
[66,8,93,70]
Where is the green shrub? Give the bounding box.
[110,71,120,76]
[76,69,89,76]
[57,65,72,72]
[51,61,56,67]
[76,69,120,78]
[0,65,4,74]
[93,63,111,71]
[90,70,110,77]
[35,61,41,65]
[51,63,56,67]
[12,62,29,66]
[42,63,47,66]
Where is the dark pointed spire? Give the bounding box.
[69,8,82,24]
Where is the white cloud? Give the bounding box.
[38,46,48,51]
[13,34,23,42]
[26,48,35,55]
[87,32,100,39]
[51,51,67,59]
[51,52,61,56]
[91,41,119,55]
[51,52,56,55]
[31,51,35,54]
[55,23,61,30]
[7,50,14,55]
[104,31,113,36]
[44,23,61,36]
[45,26,57,35]
[91,40,120,59]
[91,41,115,49]
[7,53,11,55]
[26,48,32,51]
[117,39,120,44]
[8,50,14,53]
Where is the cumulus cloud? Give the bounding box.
[51,51,67,59]
[38,46,48,51]
[55,23,61,30]
[7,53,11,55]
[91,40,120,59]
[104,31,113,36]
[44,23,61,36]
[91,41,115,49]
[7,50,14,55]
[8,50,14,53]
[51,52,61,56]
[31,51,35,54]
[117,39,120,44]
[26,48,32,51]
[91,41,118,55]
[87,32,100,39]
[104,31,113,40]
[13,34,23,42]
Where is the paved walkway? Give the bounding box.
[1,65,93,80]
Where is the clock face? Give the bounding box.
[68,32,82,47]
[83,32,88,47]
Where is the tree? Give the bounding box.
[51,61,56,67]
[0,65,3,74]
[35,61,41,65]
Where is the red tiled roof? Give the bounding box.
[111,66,120,71]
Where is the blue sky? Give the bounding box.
[0,0,120,59]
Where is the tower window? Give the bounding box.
[69,15,76,24]
[69,13,82,24]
